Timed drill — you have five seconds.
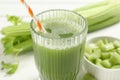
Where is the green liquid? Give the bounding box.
[33,21,84,80]
[34,44,82,80]
[39,21,81,38]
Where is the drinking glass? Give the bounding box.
[30,9,87,80]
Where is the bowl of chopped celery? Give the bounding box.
[83,36,120,80]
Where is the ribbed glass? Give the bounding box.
[30,9,87,80]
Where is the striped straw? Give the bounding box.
[20,0,46,32]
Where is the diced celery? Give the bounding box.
[101,59,111,68]
[92,48,101,54]
[116,48,120,55]
[109,52,120,65]
[85,38,120,69]
[113,40,120,48]
[103,38,109,44]
[103,43,114,51]
[95,59,103,67]
[101,52,111,60]
[86,55,96,64]
[97,40,105,50]
[97,40,114,51]
[85,53,90,58]
[85,43,98,53]
[87,53,101,64]
[112,65,120,69]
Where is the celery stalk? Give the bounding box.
[76,3,120,26]
[1,22,30,36]
[88,16,120,32]
[74,0,109,12]
[14,39,33,53]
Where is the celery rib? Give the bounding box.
[1,22,31,36]
[74,0,109,12]
[76,3,120,26]
[88,16,120,32]
[14,39,33,54]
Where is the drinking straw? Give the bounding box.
[20,0,46,32]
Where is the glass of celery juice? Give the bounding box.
[30,9,87,80]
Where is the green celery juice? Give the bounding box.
[33,21,84,80]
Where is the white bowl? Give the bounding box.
[83,36,120,80]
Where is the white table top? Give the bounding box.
[0,0,120,80]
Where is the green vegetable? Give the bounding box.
[96,59,103,67]
[1,22,30,36]
[88,16,120,32]
[1,16,32,55]
[1,61,18,74]
[82,73,97,80]
[85,38,120,69]
[7,15,22,25]
[117,48,120,55]
[112,65,120,69]
[97,39,114,51]
[74,0,109,11]
[1,35,32,55]
[101,59,111,68]
[113,40,120,48]
[74,0,120,32]
[101,52,111,60]
[109,52,120,65]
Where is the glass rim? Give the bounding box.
[30,9,88,39]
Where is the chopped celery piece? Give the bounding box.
[116,48,120,55]
[109,52,120,65]
[101,52,111,60]
[113,40,120,48]
[112,65,120,69]
[103,43,114,51]
[101,59,111,68]
[86,54,96,64]
[85,43,98,53]
[92,48,101,54]
[95,59,103,67]
[86,52,101,64]
[97,40,105,49]
[97,40,114,51]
